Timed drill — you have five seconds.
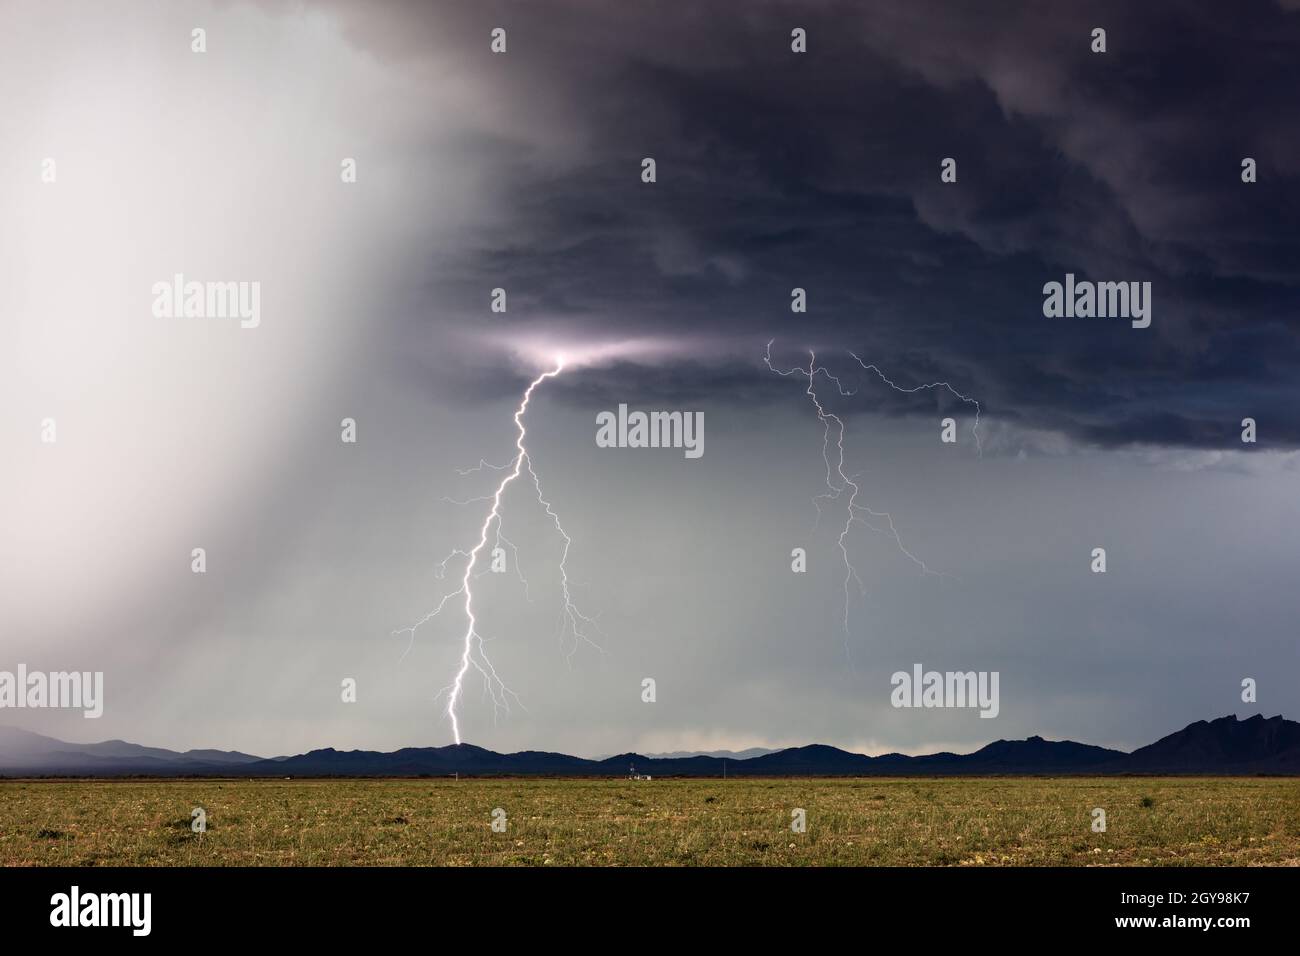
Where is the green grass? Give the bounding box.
[2,777,1298,866]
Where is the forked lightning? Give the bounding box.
[764,340,980,661]
[393,360,601,743]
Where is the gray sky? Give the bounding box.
[2,0,1297,758]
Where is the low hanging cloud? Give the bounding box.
[304,0,1300,448]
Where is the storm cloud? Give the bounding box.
[2,1,1297,759]
[314,0,1300,448]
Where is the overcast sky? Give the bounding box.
[2,0,1298,758]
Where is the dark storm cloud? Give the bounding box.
[322,0,1300,447]
[10,0,1300,758]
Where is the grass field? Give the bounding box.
[2,777,1298,866]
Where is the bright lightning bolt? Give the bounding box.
[393,359,601,744]
[764,340,979,662]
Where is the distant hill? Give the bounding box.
[0,726,263,775]
[1118,714,1300,773]
[635,748,778,760]
[3,715,1297,777]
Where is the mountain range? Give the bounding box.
[626,748,778,760]
[2,714,1298,777]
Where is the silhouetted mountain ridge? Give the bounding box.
[1120,714,1300,773]
[0,726,264,774]
[3,715,1297,776]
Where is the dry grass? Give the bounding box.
[2,776,1298,866]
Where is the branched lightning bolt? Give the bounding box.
[524,456,605,662]
[848,351,983,457]
[765,340,978,661]
[392,361,601,744]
